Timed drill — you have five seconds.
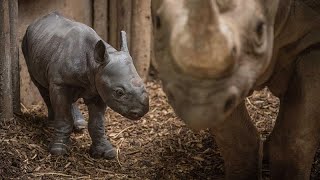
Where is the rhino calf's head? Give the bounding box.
[94,31,149,120]
[152,0,279,129]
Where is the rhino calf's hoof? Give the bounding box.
[73,119,87,132]
[89,140,116,160]
[49,142,69,155]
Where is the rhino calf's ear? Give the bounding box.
[120,31,129,52]
[94,40,110,64]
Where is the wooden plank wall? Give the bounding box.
[0,0,19,119]
[6,0,153,109]
[93,0,152,82]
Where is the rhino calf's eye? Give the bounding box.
[115,88,125,97]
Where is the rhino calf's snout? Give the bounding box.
[131,92,149,120]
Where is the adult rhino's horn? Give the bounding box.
[171,0,236,79]
[187,0,219,28]
[120,31,129,52]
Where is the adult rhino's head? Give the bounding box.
[94,31,149,120]
[152,0,279,129]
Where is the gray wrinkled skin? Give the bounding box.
[22,12,149,159]
[152,0,320,179]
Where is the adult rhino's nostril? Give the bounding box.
[166,90,175,103]
[231,46,237,58]
[224,95,237,113]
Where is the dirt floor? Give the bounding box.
[1,79,320,179]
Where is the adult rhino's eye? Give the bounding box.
[252,19,267,55]
[155,15,161,29]
[255,20,266,41]
[115,88,125,97]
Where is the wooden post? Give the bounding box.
[108,0,118,49]
[0,0,13,120]
[93,0,108,41]
[9,0,19,114]
[117,0,132,51]
[131,0,152,82]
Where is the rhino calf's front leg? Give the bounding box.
[48,85,74,155]
[86,98,116,159]
[72,104,87,131]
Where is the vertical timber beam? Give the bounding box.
[0,0,13,120]
[108,0,118,49]
[117,0,132,51]
[9,0,19,114]
[93,0,108,42]
[131,0,152,82]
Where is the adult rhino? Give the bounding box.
[152,0,320,179]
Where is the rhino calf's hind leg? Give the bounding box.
[30,76,55,127]
[211,102,261,180]
[268,50,320,180]
[48,85,74,155]
[31,76,86,131]
[85,98,116,159]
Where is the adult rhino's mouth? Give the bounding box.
[173,103,225,130]
[166,94,225,129]
[163,81,243,129]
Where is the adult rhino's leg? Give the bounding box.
[268,50,320,180]
[85,98,116,159]
[72,104,87,132]
[30,76,54,126]
[211,101,262,180]
[48,85,74,155]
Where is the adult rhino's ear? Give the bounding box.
[94,40,110,65]
[120,31,129,52]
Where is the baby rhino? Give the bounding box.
[22,12,149,159]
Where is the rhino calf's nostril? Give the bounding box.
[129,110,141,118]
[224,95,237,113]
